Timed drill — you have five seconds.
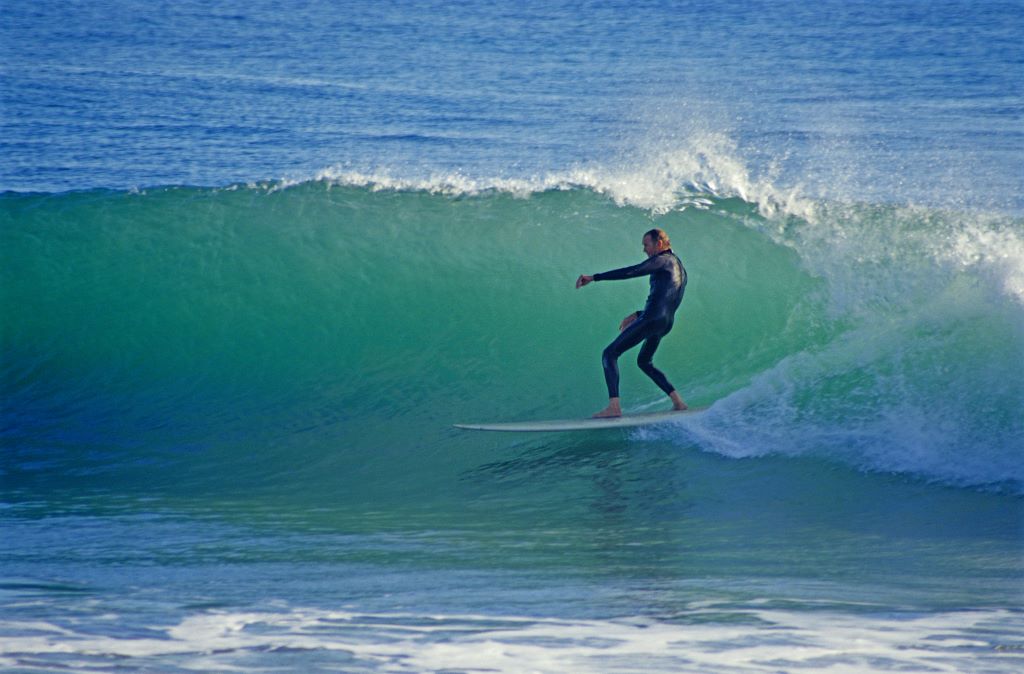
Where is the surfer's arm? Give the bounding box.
[593,256,658,282]
[576,257,659,288]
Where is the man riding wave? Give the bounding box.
[576,228,688,418]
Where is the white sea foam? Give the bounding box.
[657,299,1024,493]
[0,606,1020,673]
[943,221,1024,305]
[263,130,815,219]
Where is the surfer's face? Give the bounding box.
[642,234,659,257]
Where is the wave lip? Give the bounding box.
[263,132,816,218]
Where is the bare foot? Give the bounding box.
[592,398,622,418]
[669,391,688,411]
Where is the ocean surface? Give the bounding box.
[2,1,1023,672]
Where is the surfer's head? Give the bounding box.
[642,229,671,257]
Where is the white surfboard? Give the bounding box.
[454,407,706,432]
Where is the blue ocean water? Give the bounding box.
[3,1,1024,672]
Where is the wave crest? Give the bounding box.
[262,132,816,219]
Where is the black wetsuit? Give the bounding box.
[593,249,687,398]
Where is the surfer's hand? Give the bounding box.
[575,274,594,289]
[619,313,638,331]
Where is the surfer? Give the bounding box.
[576,228,688,418]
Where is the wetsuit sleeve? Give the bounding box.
[593,256,660,282]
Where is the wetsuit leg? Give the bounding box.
[637,334,675,395]
[601,318,660,398]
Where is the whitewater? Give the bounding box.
[3,0,1023,672]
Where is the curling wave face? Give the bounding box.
[2,175,1022,497]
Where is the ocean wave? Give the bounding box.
[2,175,1021,494]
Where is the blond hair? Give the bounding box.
[644,228,671,248]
